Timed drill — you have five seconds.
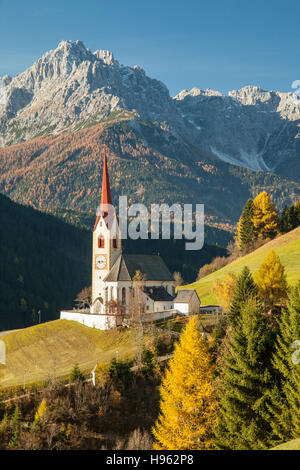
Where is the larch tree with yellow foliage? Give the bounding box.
[34,399,48,424]
[252,191,279,240]
[212,273,237,311]
[255,250,288,310]
[152,316,217,450]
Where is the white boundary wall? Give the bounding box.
[60,311,116,330]
[61,308,179,330]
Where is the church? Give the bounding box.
[61,149,200,329]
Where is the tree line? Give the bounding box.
[237,191,300,253]
[197,191,300,281]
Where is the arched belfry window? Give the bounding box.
[113,237,118,249]
[98,236,105,249]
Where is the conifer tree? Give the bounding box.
[266,284,300,443]
[295,198,300,225]
[69,364,85,382]
[280,200,300,233]
[237,199,255,252]
[8,405,21,449]
[228,266,259,326]
[280,206,294,233]
[215,297,274,450]
[255,250,288,311]
[252,191,279,240]
[152,316,217,450]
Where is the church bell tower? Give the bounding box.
[91,148,121,306]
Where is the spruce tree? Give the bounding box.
[280,200,300,233]
[69,364,84,382]
[266,284,300,443]
[280,206,293,233]
[152,316,217,450]
[215,297,274,450]
[237,199,255,252]
[295,198,300,226]
[228,266,259,326]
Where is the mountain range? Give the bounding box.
[0,40,300,231]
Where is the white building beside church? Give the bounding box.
[60,149,200,329]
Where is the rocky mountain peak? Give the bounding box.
[93,49,116,66]
[174,87,223,101]
[228,85,279,107]
[0,75,12,87]
[1,41,300,178]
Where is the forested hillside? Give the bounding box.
[1,119,299,234]
[0,194,91,330]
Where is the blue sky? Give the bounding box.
[0,0,299,96]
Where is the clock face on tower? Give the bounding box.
[95,255,107,269]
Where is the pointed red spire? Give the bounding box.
[100,146,112,210]
[93,147,112,231]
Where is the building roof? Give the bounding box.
[104,254,174,282]
[144,286,174,302]
[94,147,112,231]
[173,289,199,304]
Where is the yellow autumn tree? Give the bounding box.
[152,316,218,450]
[212,273,237,311]
[255,250,288,310]
[34,399,48,423]
[252,191,279,240]
[95,361,110,387]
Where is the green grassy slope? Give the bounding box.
[0,320,139,389]
[271,438,300,450]
[183,226,300,304]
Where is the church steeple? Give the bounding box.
[100,146,112,210]
[94,147,112,231]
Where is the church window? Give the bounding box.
[113,237,117,249]
[98,236,105,248]
[122,287,126,305]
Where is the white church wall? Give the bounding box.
[60,311,117,330]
